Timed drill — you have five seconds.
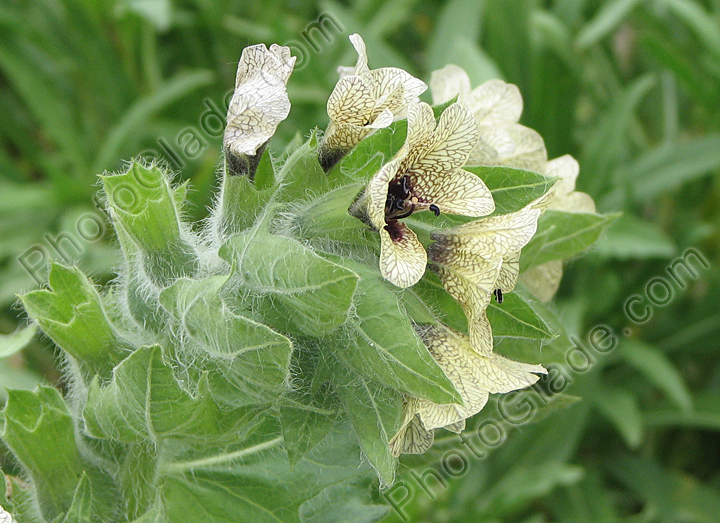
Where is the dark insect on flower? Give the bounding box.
[493,288,503,303]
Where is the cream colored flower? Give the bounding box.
[0,507,16,523]
[520,155,596,302]
[428,193,552,352]
[223,43,296,176]
[318,34,427,171]
[430,67,595,303]
[430,65,546,171]
[354,100,495,288]
[389,325,546,456]
[546,155,596,213]
[388,407,435,457]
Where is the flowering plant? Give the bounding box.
[0,35,616,523]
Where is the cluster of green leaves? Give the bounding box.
[2,0,720,521]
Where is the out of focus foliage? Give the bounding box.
[1,0,719,521]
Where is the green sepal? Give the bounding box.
[55,473,96,523]
[215,148,276,236]
[521,211,620,270]
[254,147,277,190]
[101,162,198,285]
[292,183,373,247]
[19,263,127,379]
[467,165,558,215]
[487,292,557,340]
[0,386,118,522]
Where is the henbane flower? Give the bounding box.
[428,193,552,352]
[317,34,427,171]
[389,325,546,456]
[430,64,546,171]
[545,155,596,214]
[223,43,296,178]
[352,100,495,288]
[520,155,597,302]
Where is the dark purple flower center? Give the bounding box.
[385,174,414,221]
[384,174,441,224]
[383,221,406,241]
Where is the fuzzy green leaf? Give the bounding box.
[414,271,469,333]
[84,345,222,443]
[220,227,359,336]
[336,120,408,182]
[487,293,557,340]
[280,394,338,466]
[329,259,461,405]
[118,443,161,521]
[1,386,118,522]
[0,324,36,358]
[160,276,293,408]
[521,211,620,270]
[19,263,126,379]
[298,478,390,523]
[466,165,557,215]
[331,357,402,487]
[156,421,384,523]
[396,288,439,325]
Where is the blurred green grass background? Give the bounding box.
[1,0,719,521]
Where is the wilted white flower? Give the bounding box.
[224,43,296,177]
[354,101,495,288]
[318,34,427,171]
[430,65,547,171]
